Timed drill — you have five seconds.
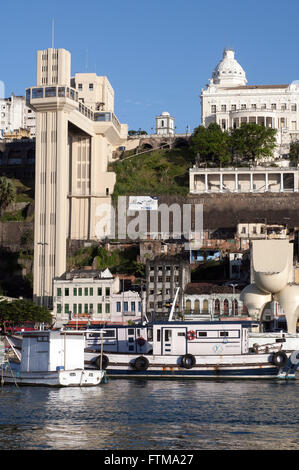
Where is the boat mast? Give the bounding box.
[168,287,180,322]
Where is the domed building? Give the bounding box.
[201,48,299,157]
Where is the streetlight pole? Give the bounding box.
[230,283,238,317]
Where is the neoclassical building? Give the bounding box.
[201,48,299,157]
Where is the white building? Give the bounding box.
[189,166,299,194]
[201,48,299,157]
[0,93,36,138]
[53,268,141,324]
[156,111,175,136]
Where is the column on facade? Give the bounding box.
[265,173,268,192]
[280,172,284,192]
[219,172,223,192]
[235,172,238,192]
[205,173,208,192]
[190,171,195,192]
[250,173,253,192]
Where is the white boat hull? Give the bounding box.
[1,367,105,387]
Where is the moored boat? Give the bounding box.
[1,330,105,387]
[83,321,299,380]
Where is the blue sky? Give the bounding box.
[1,0,299,133]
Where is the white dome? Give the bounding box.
[161,112,170,116]
[211,49,247,87]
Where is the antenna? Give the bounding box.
[52,17,55,49]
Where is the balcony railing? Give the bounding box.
[26,86,121,132]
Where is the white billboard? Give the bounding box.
[128,196,158,211]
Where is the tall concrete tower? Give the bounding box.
[26,48,128,308]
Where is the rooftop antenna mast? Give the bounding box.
[51,17,55,49]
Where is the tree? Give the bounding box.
[230,123,277,164]
[0,176,16,216]
[289,141,299,166]
[191,123,231,166]
[0,299,53,332]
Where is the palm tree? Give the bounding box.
[0,177,16,216]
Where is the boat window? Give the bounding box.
[157,329,161,342]
[198,331,207,337]
[165,330,172,342]
[147,328,153,341]
[128,328,135,336]
[220,331,229,337]
[178,332,185,337]
[128,337,134,343]
[103,330,115,338]
[37,336,49,342]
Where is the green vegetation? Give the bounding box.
[0,176,16,215]
[290,141,299,166]
[110,147,194,199]
[67,245,145,277]
[192,122,277,166]
[191,122,231,166]
[0,298,52,331]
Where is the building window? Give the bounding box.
[84,287,88,296]
[73,304,77,314]
[97,303,102,314]
[105,303,110,314]
[271,103,277,110]
[116,302,121,312]
[221,104,226,112]
[57,288,62,297]
[105,287,110,297]
[138,302,141,312]
[73,288,77,296]
[291,104,297,112]
[64,304,69,314]
[241,104,246,110]
[78,84,82,90]
[231,104,236,111]
[131,302,135,312]
[78,304,82,314]
[89,83,93,90]
[124,302,128,312]
[261,104,266,110]
[57,304,61,313]
[65,288,69,296]
[89,288,93,296]
[78,288,82,296]
[84,304,88,313]
[211,105,216,113]
[98,287,102,296]
[251,104,257,109]
[281,103,286,110]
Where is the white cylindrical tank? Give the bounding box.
[276,284,299,334]
[240,283,272,319]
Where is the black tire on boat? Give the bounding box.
[271,351,288,368]
[181,354,196,369]
[134,356,149,371]
[95,354,109,370]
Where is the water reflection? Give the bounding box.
[0,380,299,450]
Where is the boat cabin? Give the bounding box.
[85,321,251,356]
[21,331,86,372]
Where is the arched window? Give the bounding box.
[214,298,220,315]
[185,300,191,312]
[202,299,209,314]
[233,299,238,316]
[194,300,200,313]
[223,299,229,315]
